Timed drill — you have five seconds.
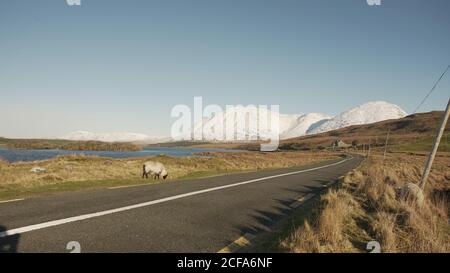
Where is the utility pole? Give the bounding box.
[367,138,371,158]
[383,129,390,161]
[419,98,450,190]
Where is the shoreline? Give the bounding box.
[0,146,244,164]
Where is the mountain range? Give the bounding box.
[60,131,169,144]
[60,101,407,143]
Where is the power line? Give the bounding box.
[413,64,450,114]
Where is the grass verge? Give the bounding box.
[279,153,449,253]
[0,151,339,201]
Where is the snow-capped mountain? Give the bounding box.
[306,101,407,135]
[188,101,407,141]
[182,105,302,141]
[60,131,167,143]
[280,113,333,139]
[62,101,407,143]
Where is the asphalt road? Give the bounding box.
[0,155,362,253]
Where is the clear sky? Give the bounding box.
[1,0,449,138]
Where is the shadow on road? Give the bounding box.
[0,225,19,253]
[231,181,334,242]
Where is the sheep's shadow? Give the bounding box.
[0,225,19,253]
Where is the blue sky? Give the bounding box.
[0,0,449,138]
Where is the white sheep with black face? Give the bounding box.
[142,161,168,180]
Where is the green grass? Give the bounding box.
[391,135,450,152]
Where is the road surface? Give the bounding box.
[0,155,362,253]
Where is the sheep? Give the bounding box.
[395,182,424,208]
[142,161,168,180]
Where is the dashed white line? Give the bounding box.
[0,198,24,204]
[0,157,353,238]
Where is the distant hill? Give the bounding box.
[167,111,450,152]
[0,137,142,151]
[60,131,170,144]
[279,111,450,152]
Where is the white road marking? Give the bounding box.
[108,184,149,190]
[0,198,24,204]
[0,157,353,238]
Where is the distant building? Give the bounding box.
[331,139,352,149]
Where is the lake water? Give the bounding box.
[0,146,240,163]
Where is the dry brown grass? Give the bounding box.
[280,188,363,253]
[0,151,338,193]
[281,153,450,253]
